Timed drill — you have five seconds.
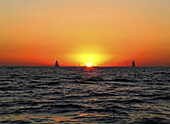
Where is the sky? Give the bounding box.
[0,0,170,66]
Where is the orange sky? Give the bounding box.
[0,0,170,66]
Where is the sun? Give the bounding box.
[86,63,92,67]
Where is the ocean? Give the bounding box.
[0,67,169,124]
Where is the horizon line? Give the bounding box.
[0,65,169,68]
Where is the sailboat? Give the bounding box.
[132,60,135,67]
[55,61,59,67]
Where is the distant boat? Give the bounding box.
[55,61,59,67]
[132,60,135,67]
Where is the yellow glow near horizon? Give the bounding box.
[71,53,110,67]
[86,63,92,67]
[69,46,111,66]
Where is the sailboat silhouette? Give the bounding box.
[55,61,59,67]
[132,60,135,67]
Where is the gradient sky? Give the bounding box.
[0,0,170,66]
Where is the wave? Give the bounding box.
[85,77,104,81]
[42,104,84,109]
[131,116,169,124]
[111,78,137,82]
[153,96,170,100]
[86,108,127,115]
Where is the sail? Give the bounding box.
[132,61,135,67]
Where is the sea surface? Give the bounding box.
[0,67,170,124]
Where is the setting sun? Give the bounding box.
[86,63,92,67]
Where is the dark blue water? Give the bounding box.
[0,67,170,124]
